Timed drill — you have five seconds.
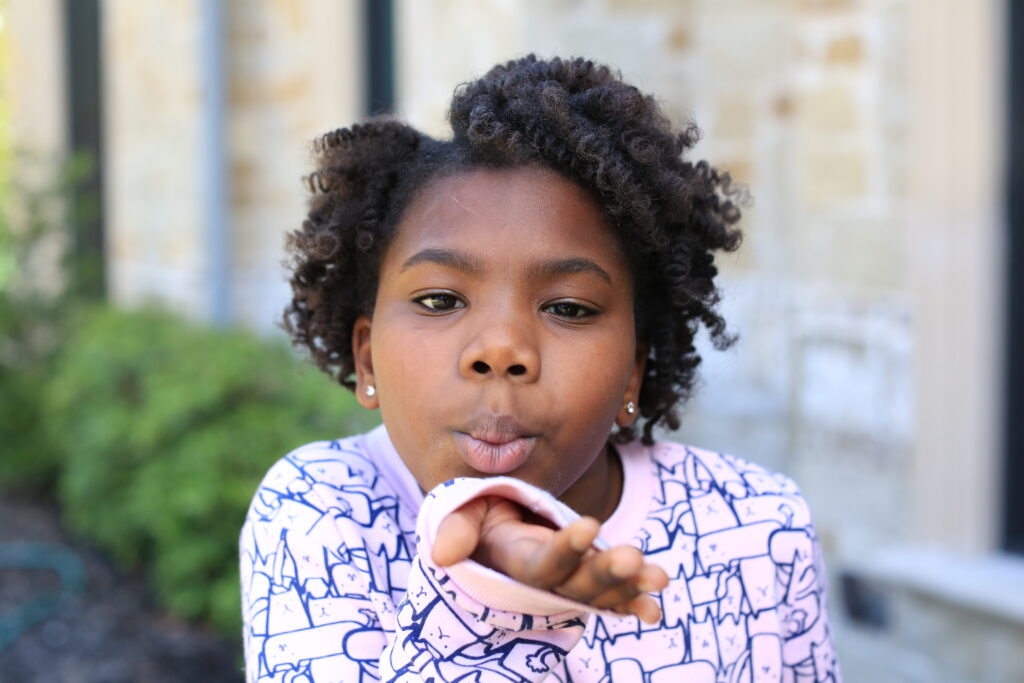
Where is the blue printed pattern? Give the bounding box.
[240,436,841,682]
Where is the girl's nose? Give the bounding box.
[458,320,540,383]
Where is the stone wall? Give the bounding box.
[5,0,65,164]
[101,0,361,331]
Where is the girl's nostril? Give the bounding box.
[508,364,526,376]
[472,361,490,374]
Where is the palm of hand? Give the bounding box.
[473,497,563,577]
[432,495,668,623]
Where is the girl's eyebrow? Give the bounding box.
[527,257,612,285]
[400,248,483,275]
[400,249,612,284]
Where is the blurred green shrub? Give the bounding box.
[0,154,94,492]
[0,154,373,640]
[43,305,378,637]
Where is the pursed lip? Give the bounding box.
[453,414,538,475]
[463,413,532,444]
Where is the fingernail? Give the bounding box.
[570,531,589,552]
[610,561,633,579]
[644,606,662,624]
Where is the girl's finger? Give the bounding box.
[554,544,644,603]
[517,517,601,589]
[431,499,486,566]
[623,593,663,624]
[584,579,643,610]
[587,564,671,610]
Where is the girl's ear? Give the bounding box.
[616,342,649,428]
[352,315,379,410]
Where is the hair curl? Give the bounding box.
[283,55,743,445]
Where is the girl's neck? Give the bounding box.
[559,442,624,522]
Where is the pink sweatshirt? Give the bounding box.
[240,425,841,681]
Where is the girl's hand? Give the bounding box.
[431,495,669,624]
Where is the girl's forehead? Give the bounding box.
[410,166,600,221]
[387,166,628,268]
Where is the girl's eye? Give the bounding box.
[413,292,465,312]
[544,301,598,319]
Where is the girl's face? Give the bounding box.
[352,167,645,521]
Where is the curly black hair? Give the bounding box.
[283,55,743,445]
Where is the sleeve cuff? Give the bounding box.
[416,476,620,621]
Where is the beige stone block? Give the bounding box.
[718,158,752,185]
[230,158,259,206]
[772,92,794,119]
[701,7,790,84]
[789,216,905,290]
[665,20,693,53]
[797,147,866,207]
[797,0,861,13]
[107,221,141,261]
[266,73,312,104]
[797,84,859,132]
[825,34,865,65]
[6,0,66,158]
[713,93,756,139]
[606,0,693,12]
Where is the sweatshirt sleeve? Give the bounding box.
[240,449,399,683]
[739,470,841,683]
[241,450,603,683]
[677,445,842,682]
[380,476,612,681]
[773,512,842,682]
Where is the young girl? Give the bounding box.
[240,55,841,682]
